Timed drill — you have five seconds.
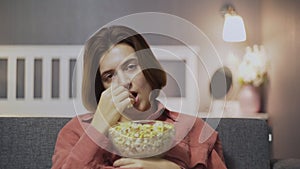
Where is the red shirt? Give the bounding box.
[52,103,227,169]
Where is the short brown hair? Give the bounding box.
[82,25,167,111]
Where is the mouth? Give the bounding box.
[129,91,138,104]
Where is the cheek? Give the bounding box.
[102,82,110,89]
[132,73,150,89]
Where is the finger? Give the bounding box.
[113,158,134,167]
[112,86,129,98]
[111,77,119,90]
[113,90,130,103]
[101,84,116,98]
[115,98,131,113]
[111,89,129,108]
[101,86,127,106]
[117,165,140,169]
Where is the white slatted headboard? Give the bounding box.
[0,45,200,117]
[0,46,86,117]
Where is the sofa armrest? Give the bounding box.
[272,159,300,169]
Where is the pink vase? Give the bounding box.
[238,85,261,114]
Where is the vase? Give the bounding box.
[238,85,261,114]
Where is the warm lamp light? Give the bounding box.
[222,6,246,42]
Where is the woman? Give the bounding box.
[52,25,227,169]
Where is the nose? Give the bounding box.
[116,70,132,89]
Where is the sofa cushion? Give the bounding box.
[0,117,70,169]
[206,118,271,169]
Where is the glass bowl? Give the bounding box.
[108,120,175,158]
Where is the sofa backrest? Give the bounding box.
[206,118,271,169]
[0,117,270,169]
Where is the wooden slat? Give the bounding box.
[7,56,16,101]
[60,56,69,100]
[43,57,51,100]
[25,56,34,100]
[76,54,83,100]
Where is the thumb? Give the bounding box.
[113,158,133,167]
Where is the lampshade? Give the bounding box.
[222,9,246,42]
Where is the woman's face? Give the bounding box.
[99,44,152,111]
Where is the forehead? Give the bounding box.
[99,44,136,72]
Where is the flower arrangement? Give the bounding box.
[238,45,269,87]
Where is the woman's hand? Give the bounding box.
[91,82,131,134]
[113,157,181,169]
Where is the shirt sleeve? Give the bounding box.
[162,114,227,169]
[51,116,112,169]
[188,119,227,169]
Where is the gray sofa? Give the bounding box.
[0,117,271,169]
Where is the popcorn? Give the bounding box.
[108,120,175,158]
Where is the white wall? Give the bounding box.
[262,0,300,159]
[0,0,263,113]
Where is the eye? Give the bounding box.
[102,73,114,83]
[125,63,138,71]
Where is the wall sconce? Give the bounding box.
[222,5,246,42]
